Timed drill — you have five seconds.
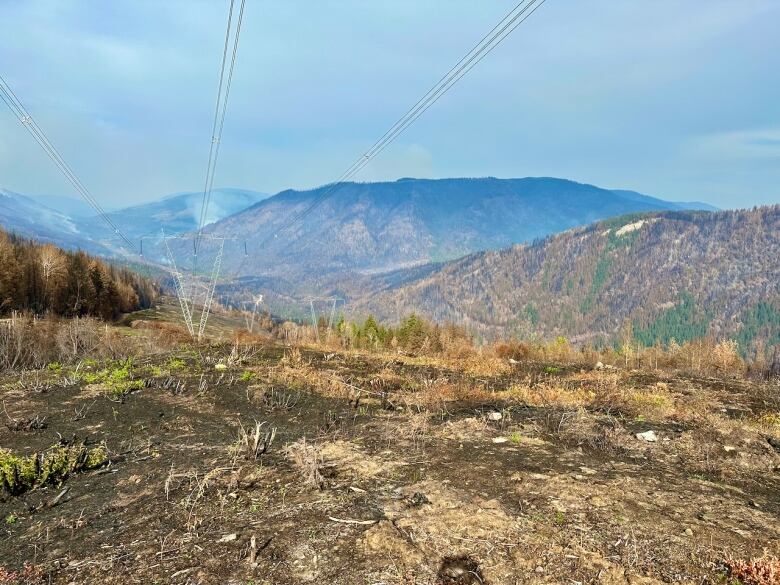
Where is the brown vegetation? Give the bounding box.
[0,229,158,319]
[0,303,778,583]
[0,313,182,371]
[354,206,780,358]
[260,311,778,381]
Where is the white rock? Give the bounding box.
[594,361,604,371]
[218,533,238,543]
[636,430,658,442]
[487,411,503,421]
[492,437,509,444]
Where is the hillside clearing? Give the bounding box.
[0,337,778,584]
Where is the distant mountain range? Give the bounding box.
[0,188,269,253]
[351,206,780,350]
[83,188,270,242]
[206,177,716,276]
[0,188,105,253]
[29,193,101,218]
[5,179,777,352]
[1,177,720,288]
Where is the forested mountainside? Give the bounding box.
[0,229,158,319]
[353,206,780,353]
[205,177,714,276]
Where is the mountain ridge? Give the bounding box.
[206,176,717,276]
[0,188,106,253]
[350,205,780,351]
[0,187,268,253]
[0,178,721,284]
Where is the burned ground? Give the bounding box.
[0,342,779,584]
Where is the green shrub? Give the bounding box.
[0,443,109,495]
[168,358,186,371]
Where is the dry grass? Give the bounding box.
[396,378,493,412]
[129,319,191,343]
[0,314,187,373]
[298,310,779,380]
[1,327,778,584]
[388,409,432,451]
[753,412,780,436]
[725,555,780,585]
[283,438,326,489]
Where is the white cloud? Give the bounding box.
[688,128,780,161]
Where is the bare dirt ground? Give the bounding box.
[1,340,779,584]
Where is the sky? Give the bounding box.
[0,0,779,209]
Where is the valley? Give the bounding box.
[2,2,779,583]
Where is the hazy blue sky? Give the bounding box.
[1,0,778,208]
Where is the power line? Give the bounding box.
[328,0,545,188]
[254,0,547,253]
[0,79,163,291]
[158,0,247,339]
[194,0,247,257]
[0,74,137,251]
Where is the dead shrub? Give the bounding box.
[1,315,148,372]
[262,387,302,410]
[710,339,745,376]
[653,338,748,377]
[283,438,325,489]
[0,315,43,370]
[725,555,780,585]
[55,317,101,361]
[280,347,305,367]
[541,408,625,453]
[542,408,592,439]
[493,340,531,361]
[235,420,276,461]
[439,329,477,360]
[98,328,139,360]
[225,341,262,367]
[0,563,46,584]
